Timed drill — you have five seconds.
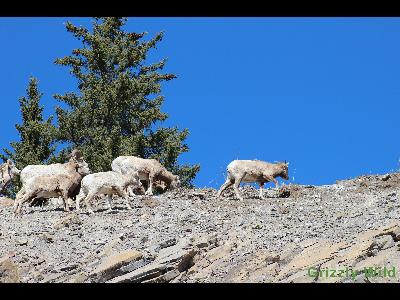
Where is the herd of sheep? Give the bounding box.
[0,149,289,215]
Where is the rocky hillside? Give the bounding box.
[1,172,399,283]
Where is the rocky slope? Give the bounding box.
[0,172,399,283]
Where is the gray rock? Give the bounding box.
[0,172,400,283]
[107,263,168,283]
[16,238,28,246]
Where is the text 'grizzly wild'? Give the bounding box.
[217,160,289,201]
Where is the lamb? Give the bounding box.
[0,160,21,195]
[14,159,90,215]
[75,171,142,214]
[217,160,289,201]
[111,156,180,196]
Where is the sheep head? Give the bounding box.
[6,160,21,176]
[159,169,181,190]
[170,175,181,189]
[70,159,91,176]
[278,161,289,180]
[66,149,90,176]
[126,170,142,187]
[68,149,83,161]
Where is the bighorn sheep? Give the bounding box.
[19,149,90,185]
[19,149,90,207]
[75,171,142,214]
[14,159,90,215]
[111,156,180,196]
[0,160,21,195]
[217,160,289,201]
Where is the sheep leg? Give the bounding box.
[84,192,96,214]
[61,191,70,212]
[273,178,279,189]
[14,192,34,215]
[145,174,154,196]
[13,198,22,215]
[127,185,135,197]
[106,195,113,211]
[13,189,23,214]
[116,188,132,210]
[233,173,246,201]
[13,188,27,215]
[259,182,265,199]
[75,192,85,211]
[265,176,279,190]
[63,199,70,212]
[217,179,234,199]
[271,177,279,190]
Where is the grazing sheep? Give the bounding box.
[0,160,21,195]
[75,171,142,214]
[217,160,289,201]
[111,156,180,196]
[14,160,89,215]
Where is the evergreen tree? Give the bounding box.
[1,77,56,196]
[54,17,199,186]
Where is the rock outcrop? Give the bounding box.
[0,172,399,283]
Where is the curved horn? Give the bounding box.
[69,149,83,160]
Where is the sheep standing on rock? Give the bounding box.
[111,156,180,196]
[20,149,89,185]
[0,160,21,195]
[75,171,142,214]
[19,149,90,205]
[14,159,90,215]
[217,160,289,201]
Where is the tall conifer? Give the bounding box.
[54,17,199,186]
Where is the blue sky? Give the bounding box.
[1,17,399,188]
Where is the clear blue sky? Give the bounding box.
[1,17,400,188]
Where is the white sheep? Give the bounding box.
[14,159,90,215]
[75,171,142,214]
[217,160,289,201]
[20,149,90,185]
[0,160,21,195]
[111,156,180,196]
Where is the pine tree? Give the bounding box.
[54,17,199,186]
[1,77,56,196]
